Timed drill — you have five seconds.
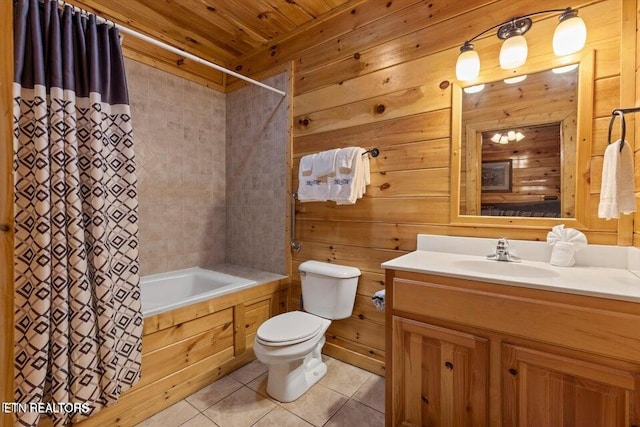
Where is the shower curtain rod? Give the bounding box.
[56,1,287,97]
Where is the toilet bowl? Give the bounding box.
[253,311,331,402]
[253,261,360,402]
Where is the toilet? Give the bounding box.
[253,260,361,402]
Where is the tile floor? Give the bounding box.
[135,356,385,427]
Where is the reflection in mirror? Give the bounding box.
[481,123,561,216]
[459,66,578,218]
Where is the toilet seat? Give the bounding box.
[256,311,323,347]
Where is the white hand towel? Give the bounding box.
[546,224,588,267]
[299,154,314,176]
[598,140,636,219]
[618,141,636,213]
[297,153,329,202]
[312,148,340,178]
[363,151,371,187]
[330,147,365,204]
[353,149,371,200]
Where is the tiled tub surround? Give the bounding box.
[126,58,227,276]
[226,73,288,274]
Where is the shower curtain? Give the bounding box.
[12,0,142,425]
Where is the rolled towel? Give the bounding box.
[372,289,385,312]
[546,224,587,267]
[550,241,576,267]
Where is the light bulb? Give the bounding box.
[499,35,528,70]
[504,75,527,84]
[456,43,480,82]
[515,132,525,141]
[507,130,516,140]
[491,134,501,143]
[499,135,509,144]
[553,10,587,56]
[463,84,485,94]
[552,64,579,74]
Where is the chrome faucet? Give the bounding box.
[487,237,521,262]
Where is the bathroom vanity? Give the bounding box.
[383,235,640,426]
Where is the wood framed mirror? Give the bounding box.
[450,51,594,228]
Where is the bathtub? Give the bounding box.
[140,267,258,317]
[78,265,285,426]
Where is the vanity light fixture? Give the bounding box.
[490,130,525,144]
[455,7,587,83]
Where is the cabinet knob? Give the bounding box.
[0,224,9,232]
[444,361,454,370]
[509,368,518,376]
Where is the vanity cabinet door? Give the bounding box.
[391,316,489,426]
[502,343,635,427]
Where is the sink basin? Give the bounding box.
[452,259,559,279]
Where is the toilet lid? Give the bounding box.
[256,311,323,346]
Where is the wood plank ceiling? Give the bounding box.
[68,0,358,90]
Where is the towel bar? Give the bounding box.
[292,147,378,252]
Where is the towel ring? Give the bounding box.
[608,110,626,152]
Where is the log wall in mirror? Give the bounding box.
[450,52,594,227]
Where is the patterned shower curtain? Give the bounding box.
[12,0,142,425]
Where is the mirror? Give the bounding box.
[451,52,594,226]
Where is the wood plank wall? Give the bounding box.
[277,0,627,373]
[634,0,640,246]
[1,0,14,425]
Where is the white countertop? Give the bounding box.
[381,235,640,303]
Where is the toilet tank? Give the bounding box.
[299,260,361,320]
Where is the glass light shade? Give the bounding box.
[504,75,527,84]
[463,84,485,94]
[552,63,579,74]
[491,130,525,144]
[456,49,480,81]
[499,35,528,70]
[553,16,587,56]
